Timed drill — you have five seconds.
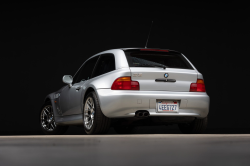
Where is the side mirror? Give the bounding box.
[62,75,73,87]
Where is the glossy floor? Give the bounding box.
[1,134,250,166]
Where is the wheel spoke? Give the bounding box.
[43,111,48,116]
[87,100,92,108]
[50,123,54,129]
[44,108,50,114]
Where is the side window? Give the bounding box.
[92,54,115,78]
[73,56,99,83]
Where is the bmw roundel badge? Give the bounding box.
[164,73,169,78]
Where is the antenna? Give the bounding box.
[145,21,153,48]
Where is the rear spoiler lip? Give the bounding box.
[121,48,181,54]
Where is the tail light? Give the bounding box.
[190,79,206,92]
[111,77,139,90]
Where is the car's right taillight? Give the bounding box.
[190,79,206,92]
[111,77,139,90]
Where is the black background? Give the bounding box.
[1,1,249,134]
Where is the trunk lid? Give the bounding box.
[130,67,197,91]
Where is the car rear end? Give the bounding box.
[97,48,209,120]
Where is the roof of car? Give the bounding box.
[91,48,182,59]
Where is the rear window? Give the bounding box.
[124,50,193,70]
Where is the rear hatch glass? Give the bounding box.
[124,49,197,91]
[125,49,193,70]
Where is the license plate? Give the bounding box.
[157,101,179,113]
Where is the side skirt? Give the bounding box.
[55,114,83,126]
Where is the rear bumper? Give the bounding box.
[97,89,210,118]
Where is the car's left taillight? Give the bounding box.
[111,77,140,90]
[190,79,206,92]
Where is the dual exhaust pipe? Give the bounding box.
[135,110,150,118]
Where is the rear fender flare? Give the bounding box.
[81,85,105,115]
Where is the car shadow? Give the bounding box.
[1,125,249,135]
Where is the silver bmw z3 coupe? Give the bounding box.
[40,48,209,135]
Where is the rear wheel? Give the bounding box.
[40,101,68,135]
[178,117,207,134]
[83,91,111,134]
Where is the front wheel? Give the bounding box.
[83,91,111,134]
[40,102,68,135]
[178,117,207,134]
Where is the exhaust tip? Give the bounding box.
[143,112,149,117]
[138,112,143,117]
[135,110,150,118]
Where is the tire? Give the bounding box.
[178,117,207,134]
[40,101,68,135]
[114,125,134,134]
[83,91,111,134]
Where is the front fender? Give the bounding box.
[42,92,61,117]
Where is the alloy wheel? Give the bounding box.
[84,97,95,130]
[41,105,57,131]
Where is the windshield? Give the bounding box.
[124,50,193,70]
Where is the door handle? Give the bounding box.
[76,86,81,91]
[155,79,176,82]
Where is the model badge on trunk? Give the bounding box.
[133,73,142,77]
[164,73,169,78]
